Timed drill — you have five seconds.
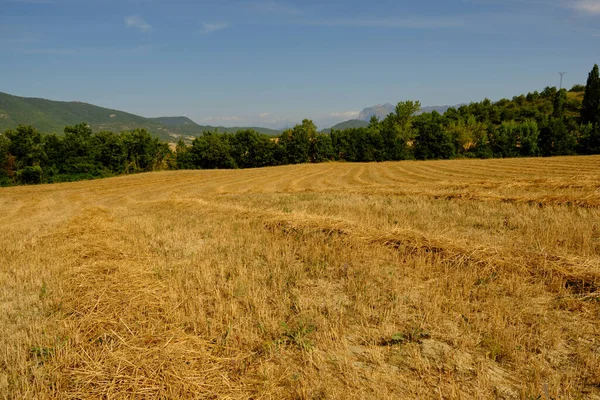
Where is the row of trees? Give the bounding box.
[1,64,599,186]
[0,124,170,184]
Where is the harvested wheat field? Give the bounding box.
[1,156,600,399]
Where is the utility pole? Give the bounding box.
[558,72,566,90]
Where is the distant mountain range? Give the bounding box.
[0,92,280,142]
[1,91,466,141]
[357,103,462,121]
[317,102,463,132]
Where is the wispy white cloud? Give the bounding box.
[201,22,229,34]
[125,15,151,32]
[568,0,600,14]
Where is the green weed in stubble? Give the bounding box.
[379,328,431,346]
[279,321,316,352]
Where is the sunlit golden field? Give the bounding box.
[1,156,600,399]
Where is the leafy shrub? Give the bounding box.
[17,165,43,184]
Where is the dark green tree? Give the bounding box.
[309,133,334,163]
[330,128,353,161]
[413,112,455,160]
[552,89,567,119]
[582,64,600,126]
[17,165,43,184]
[231,129,277,168]
[446,115,487,157]
[43,134,63,168]
[472,129,494,159]
[580,64,600,153]
[515,119,539,157]
[42,133,63,180]
[489,121,518,158]
[62,123,98,175]
[280,119,316,164]
[539,118,576,156]
[4,125,47,170]
[190,131,236,169]
[0,134,12,183]
[379,101,420,160]
[365,120,384,161]
[174,138,194,169]
[122,128,169,172]
[569,84,585,93]
[92,131,126,172]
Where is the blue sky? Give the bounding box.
[1,0,600,129]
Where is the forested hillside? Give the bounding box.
[0,92,280,141]
[320,119,369,134]
[1,64,599,186]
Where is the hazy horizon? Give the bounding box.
[2,0,599,129]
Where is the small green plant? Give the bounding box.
[389,333,406,345]
[39,281,48,300]
[380,328,430,346]
[480,336,508,363]
[474,272,498,286]
[30,345,55,364]
[29,336,68,364]
[280,321,316,351]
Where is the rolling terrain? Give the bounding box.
[320,119,369,133]
[1,156,600,399]
[358,103,460,121]
[0,92,280,141]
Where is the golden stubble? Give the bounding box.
[1,156,599,399]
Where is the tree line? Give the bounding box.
[1,64,599,186]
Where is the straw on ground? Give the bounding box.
[1,156,599,399]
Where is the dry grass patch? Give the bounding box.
[1,156,600,399]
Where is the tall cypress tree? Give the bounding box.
[581,64,600,126]
[552,89,567,119]
[580,64,600,154]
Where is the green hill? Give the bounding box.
[0,92,280,141]
[321,119,369,133]
[148,116,280,136]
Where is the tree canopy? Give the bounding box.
[1,63,599,187]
